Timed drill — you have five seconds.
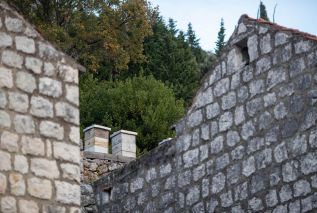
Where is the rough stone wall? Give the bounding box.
[0,1,81,212]
[81,152,130,183]
[94,15,317,212]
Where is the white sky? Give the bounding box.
[149,0,317,51]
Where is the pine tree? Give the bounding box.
[186,23,200,48]
[214,18,226,57]
[259,1,270,21]
[168,18,178,36]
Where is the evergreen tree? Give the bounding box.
[168,18,178,36]
[186,23,200,48]
[214,18,226,57]
[259,1,270,21]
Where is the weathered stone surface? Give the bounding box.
[282,160,299,182]
[0,67,13,88]
[259,111,273,130]
[237,86,249,103]
[301,152,317,175]
[58,65,79,84]
[183,148,199,168]
[231,72,240,89]
[289,200,300,213]
[231,145,245,160]
[30,96,53,118]
[260,33,272,54]
[55,181,80,205]
[1,131,18,152]
[14,115,35,133]
[295,40,311,54]
[220,190,233,207]
[241,120,255,140]
[201,124,209,141]
[275,32,290,46]
[212,172,225,193]
[255,148,272,169]
[256,56,271,75]
[214,78,230,97]
[0,110,11,128]
[248,35,258,61]
[2,50,23,68]
[279,184,292,202]
[206,102,220,119]
[0,32,12,47]
[27,177,52,199]
[210,136,223,154]
[39,77,62,98]
[227,163,240,184]
[289,57,305,78]
[15,36,35,54]
[227,48,244,73]
[274,142,288,163]
[55,102,79,124]
[25,57,42,74]
[242,66,253,82]
[21,136,45,156]
[54,142,80,164]
[8,92,29,113]
[1,196,17,213]
[226,131,240,147]
[0,90,7,108]
[273,44,292,64]
[263,92,276,107]
[188,110,203,128]
[234,182,247,201]
[221,91,236,110]
[249,197,263,211]
[160,163,172,177]
[196,87,213,108]
[14,155,28,174]
[31,158,60,179]
[19,200,39,213]
[186,186,200,206]
[266,190,278,207]
[215,153,229,170]
[219,111,233,132]
[242,156,255,177]
[234,105,245,125]
[293,179,311,197]
[9,173,25,196]
[5,17,23,32]
[0,172,7,194]
[66,85,79,106]
[43,62,55,76]
[287,134,307,157]
[249,79,265,97]
[39,121,64,140]
[246,97,263,117]
[16,71,36,93]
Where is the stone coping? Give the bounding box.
[83,151,134,163]
[110,130,138,138]
[83,124,111,132]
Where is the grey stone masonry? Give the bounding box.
[0,1,82,212]
[92,15,317,213]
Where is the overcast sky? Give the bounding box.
[149,0,317,51]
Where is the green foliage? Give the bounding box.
[215,18,226,57]
[80,74,184,153]
[259,1,270,21]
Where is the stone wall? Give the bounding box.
[0,1,81,212]
[93,15,317,212]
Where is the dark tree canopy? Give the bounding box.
[215,18,226,57]
[259,1,270,21]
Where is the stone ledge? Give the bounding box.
[83,151,134,163]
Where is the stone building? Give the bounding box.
[0,1,82,212]
[86,15,317,212]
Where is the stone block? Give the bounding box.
[21,135,44,156]
[0,32,12,47]
[30,96,53,118]
[16,71,36,93]
[1,131,18,152]
[1,50,23,68]
[293,179,311,197]
[39,77,62,97]
[275,32,290,46]
[55,181,81,205]
[31,158,60,179]
[53,142,80,164]
[27,177,52,199]
[0,173,7,194]
[61,163,80,182]
[58,64,79,84]
[242,155,255,177]
[66,84,79,106]
[219,111,233,132]
[15,36,35,54]
[220,190,233,207]
[247,35,258,61]
[39,120,64,140]
[221,91,236,110]
[295,40,311,54]
[0,67,13,88]
[55,102,79,125]
[8,92,29,113]
[260,33,272,54]
[211,172,225,194]
[14,155,28,174]
[9,173,25,195]
[213,78,229,97]
[25,57,42,73]
[19,200,39,213]
[5,17,23,32]
[1,196,17,213]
